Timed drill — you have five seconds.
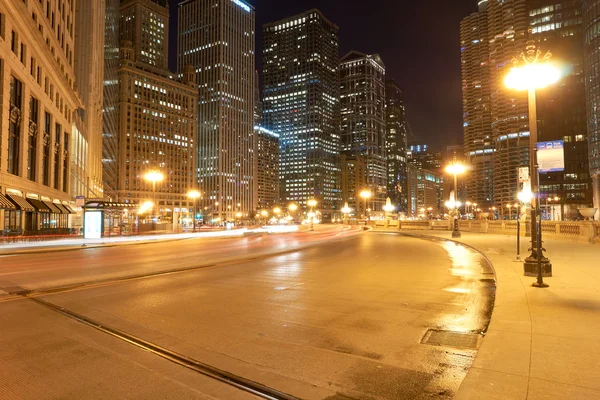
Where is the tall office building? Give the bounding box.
[529,1,591,219]
[460,0,494,208]
[73,0,105,202]
[262,9,341,217]
[340,51,387,211]
[340,152,367,217]
[255,126,280,210]
[0,0,81,232]
[178,0,256,221]
[583,0,600,218]
[102,0,120,195]
[487,0,530,207]
[385,80,408,212]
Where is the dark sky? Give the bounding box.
[168,0,479,150]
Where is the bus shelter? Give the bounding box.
[83,201,139,239]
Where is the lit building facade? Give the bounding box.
[72,0,105,202]
[340,51,387,211]
[460,0,494,208]
[178,0,256,221]
[262,9,341,217]
[340,152,367,217]
[583,0,600,218]
[487,0,530,207]
[529,0,592,219]
[406,163,443,218]
[1,0,81,232]
[255,126,279,210]
[385,80,408,213]
[103,0,120,195]
[115,42,197,210]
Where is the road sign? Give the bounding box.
[518,167,529,183]
[75,196,85,206]
[537,140,565,173]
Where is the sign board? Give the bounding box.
[518,167,529,183]
[537,141,565,173]
[84,211,102,239]
[76,195,85,206]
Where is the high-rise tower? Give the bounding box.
[262,9,341,217]
[178,0,256,220]
[340,51,387,211]
[460,0,493,207]
[385,80,408,213]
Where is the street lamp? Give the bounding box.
[359,189,372,223]
[288,203,298,224]
[187,190,201,232]
[445,162,466,238]
[145,170,164,228]
[505,37,560,287]
[260,209,268,225]
[307,199,317,230]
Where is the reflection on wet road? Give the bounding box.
[0,229,495,400]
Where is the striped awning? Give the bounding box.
[43,201,63,214]
[7,194,34,212]
[0,193,16,210]
[54,203,70,214]
[27,198,51,212]
[63,204,76,213]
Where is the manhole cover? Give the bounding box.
[421,329,480,349]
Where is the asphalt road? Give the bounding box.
[0,228,495,399]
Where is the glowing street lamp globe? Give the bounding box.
[504,62,561,91]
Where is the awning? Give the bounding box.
[63,204,76,214]
[7,194,34,212]
[54,203,70,214]
[26,198,51,212]
[43,201,63,214]
[0,193,16,210]
[84,201,139,210]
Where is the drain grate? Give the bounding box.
[421,329,480,349]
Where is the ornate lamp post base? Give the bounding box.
[452,230,462,238]
[524,258,552,277]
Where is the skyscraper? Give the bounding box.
[340,51,387,211]
[529,0,591,219]
[262,9,341,217]
[487,0,530,208]
[178,0,256,221]
[460,0,493,208]
[102,0,120,196]
[385,80,408,213]
[255,126,280,210]
[113,0,198,213]
[73,0,106,201]
[583,0,600,218]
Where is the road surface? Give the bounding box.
[0,227,495,399]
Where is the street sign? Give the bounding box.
[518,167,529,183]
[537,140,565,173]
[75,195,85,206]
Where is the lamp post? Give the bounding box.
[445,162,466,238]
[145,170,164,229]
[187,190,201,232]
[288,203,298,224]
[506,204,512,220]
[359,189,372,224]
[505,37,560,287]
[307,199,317,230]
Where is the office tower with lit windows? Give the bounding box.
[385,80,408,213]
[584,0,600,218]
[486,0,530,208]
[460,0,494,208]
[0,0,82,232]
[112,0,198,214]
[340,152,367,217]
[178,0,256,221]
[73,0,105,202]
[255,126,280,210]
[529,0,591,219]
[340,51,387,211]
[103,0,120,195]
[262,9,341,217]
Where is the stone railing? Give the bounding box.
[369,219,600,244]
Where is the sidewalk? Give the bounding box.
[398,230,600,400]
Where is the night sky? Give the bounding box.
[168,0,479,150]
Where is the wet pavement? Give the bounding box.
[0,229,495,399]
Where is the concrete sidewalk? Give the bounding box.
[396,230,600,400]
